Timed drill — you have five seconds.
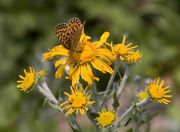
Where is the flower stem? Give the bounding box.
[106,60,120,91]
[117,65,131,99]
[115,98,150,128]
[37,81,58,105]
[101,60,120,106]
[67,115,82,132]
[90,81,100,111]
[38,82,82,131]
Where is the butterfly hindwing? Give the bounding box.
[68,18,83,51]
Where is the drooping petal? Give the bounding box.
[95,32,110,48]
[80,64,93,85]
[55,57,67,68]
[71,67,81,87]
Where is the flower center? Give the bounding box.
[69,92,87,108]
[138,91,149,100]
[24,73,35,88]
[149,84,165,99]
[70,42,96,64]
[115,44,129,55]
[99,112,115,126]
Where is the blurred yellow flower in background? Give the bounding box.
[37,68,47,78]
[96,109,116,127]
[109,35,142,63]
[111,35,137,56]
[137,89,149,101]
[60,85,94,115]
[147,78,172,104]
[124,50,142,63]
[17,67,36,92]
[42,32,114,86]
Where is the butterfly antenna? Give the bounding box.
[83,20,86,26]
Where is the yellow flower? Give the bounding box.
[111,35,138,57]
[37,68,47,78]
[17,67,36,92]
[137,89,149,101]
[147,78,172,104]
[60,85,94,115]
[42,32,115,86]
[124,50,142,63]
[96,109,116,127]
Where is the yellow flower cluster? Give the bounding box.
[16,21,173,129]
[42,32,114,86]
[137,78,172,104]
[110,35,142,63]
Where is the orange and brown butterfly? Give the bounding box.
[55,18,85,52]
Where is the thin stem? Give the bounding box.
[37,84,63,112]
[106,60,121,91]
[91,81,99,107]
[117,65,131,99]
[116,98,150,128]
[37,81,58,105]
[100,60,121,107]
[38,82,82,131]
[67,115,82,132]
[89,81,100,113]
[37,84,51,99]
[41,81,58,104]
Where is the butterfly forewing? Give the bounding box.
[55,18,83,52]
[55,23,71,49]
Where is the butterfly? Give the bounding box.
[55,18,85,52]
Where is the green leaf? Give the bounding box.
[141,111,159,123]
[126,128,133,132]
[68,115,82,132]
[70,126,81,132]
[124,117,132,127]
[112,90,120,110]
[87,110,98,125]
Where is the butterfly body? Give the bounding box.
[55,18,84,52]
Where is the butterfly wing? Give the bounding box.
[55,23,71,50]
[55,18,84,52]
[68,18,83,52]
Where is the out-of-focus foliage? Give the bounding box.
[0,0,179,131]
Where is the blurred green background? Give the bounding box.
[0,0,180,131]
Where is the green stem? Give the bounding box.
[91,81,100,111]
[68,115,82,132]
[117,65,131,99]
[91,81,98,101]
[106,60,120,91]
[115,98,151,129]
[38,82,82,132]
[100,60,120,107]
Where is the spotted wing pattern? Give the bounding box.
[55,18,83,51]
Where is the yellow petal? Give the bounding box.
[92,58,113,74]
[95,32,110,48]
[72,67,81,87]
[91,59,106,73]
[55,57,67,68]
[55,66,65,79]
[69,64,79,77]
[80,64,92,85]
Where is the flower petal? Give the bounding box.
[80,64,93,85]
[71,67,81,86]
[95,32,110,48]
